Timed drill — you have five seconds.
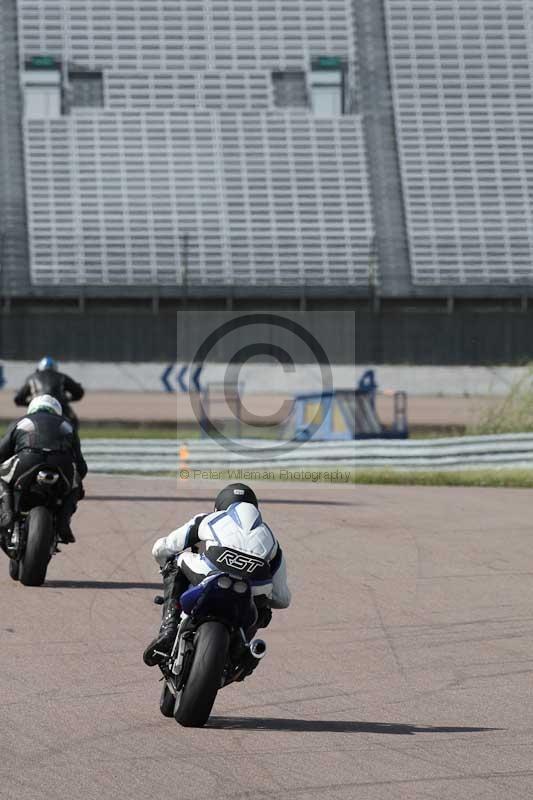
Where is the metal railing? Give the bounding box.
[81,433,533,473]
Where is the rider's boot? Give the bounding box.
[58,523,75,544]
[231,642,264,683]
[0,480,14,530]
[57,490,78,544]
[142,601,179,666]
[143,563,189,666]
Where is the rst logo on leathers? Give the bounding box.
[217,550,264,574]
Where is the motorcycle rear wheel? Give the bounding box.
[19,506,54,587]
[174,621,229,728]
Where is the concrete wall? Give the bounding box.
[1,361,529,397]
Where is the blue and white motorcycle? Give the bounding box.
[155,572,267,727]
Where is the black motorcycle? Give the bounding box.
[3,464,70,586]
[154,573,267,727]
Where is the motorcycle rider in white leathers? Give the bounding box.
[143,483,291,666]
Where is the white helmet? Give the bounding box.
[27,394,62,416]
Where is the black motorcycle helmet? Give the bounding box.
[214,483,258,511]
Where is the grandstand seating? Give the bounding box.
[18,0,371,287]
[18,0,356,72]
[24,112,372,286]
[385,0,533,284]
[105,71,273,111]
[18,0,533,289]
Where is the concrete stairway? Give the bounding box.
[0,0,30,297]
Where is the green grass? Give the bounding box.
[0,422,476,441]
[344,468,533,488]
[104,466,533,488]
[79,422,289,440]
[409,426,466,439]
[77,424,462,442]
[80,423,180,439]
[467,365,533,435]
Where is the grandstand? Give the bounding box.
[16,0,370,290]
[24,113,371,287]
[0,0,533,363]
[385,0,533,286]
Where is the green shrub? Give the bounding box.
[467,366,533,435]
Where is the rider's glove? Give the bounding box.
[160,557,178,577]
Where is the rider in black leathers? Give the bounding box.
[14,357,84,431]
[0,394,87,545]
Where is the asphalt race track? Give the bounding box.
[1,476,533,799]
[0,391,500,429]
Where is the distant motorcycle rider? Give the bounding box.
[143,483,291,667]
[0,394,87,545]
[14,357,84,430]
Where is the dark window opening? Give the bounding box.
[68,69,104,110]
[272,70,308,109]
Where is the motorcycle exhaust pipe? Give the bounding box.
[250,639,267,660]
